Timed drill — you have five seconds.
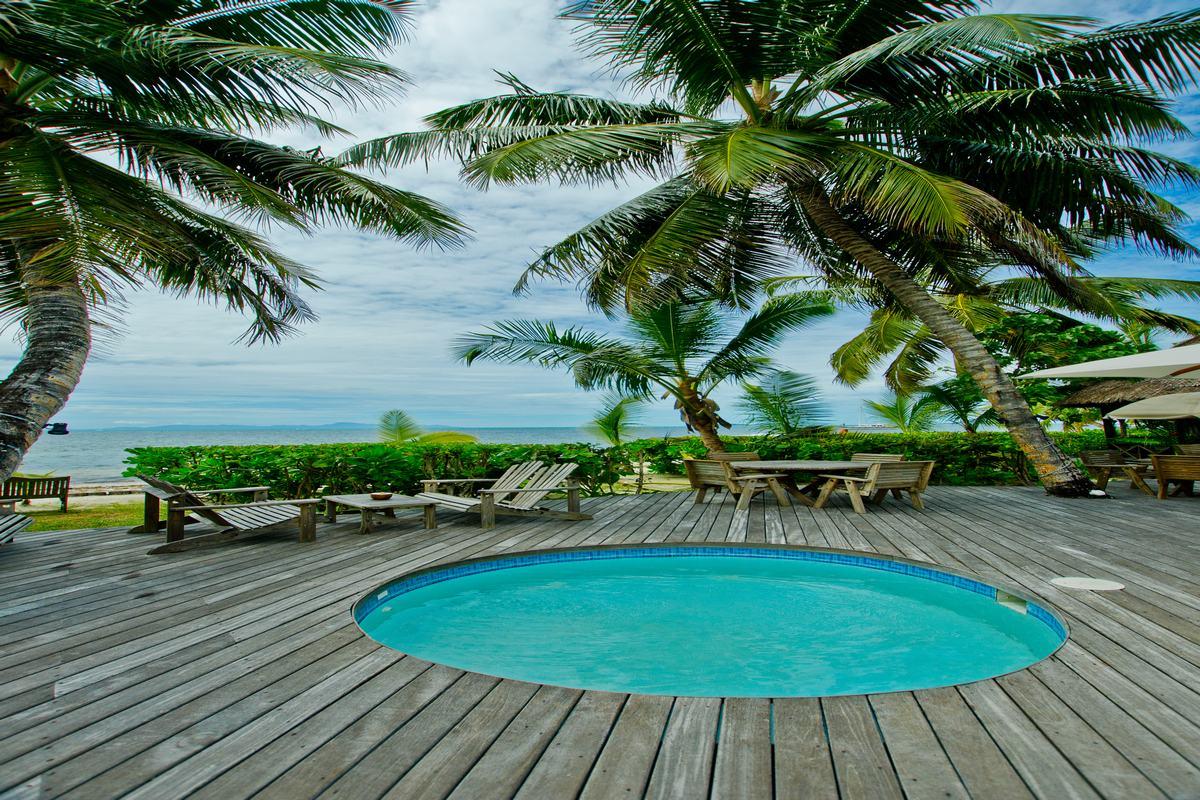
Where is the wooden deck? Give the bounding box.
[1,487,1197,799]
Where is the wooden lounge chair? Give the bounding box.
[705,451,761,461]
[418,462,590,529]
[136,475,320,554]
[683,457,790,510]
[1149,456,1200,499]
[814,461,935,514]
[0,512,32,546]
[1177,444,1200,455]
[0,475,70,512]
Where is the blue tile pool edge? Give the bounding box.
[352,543,1069,643]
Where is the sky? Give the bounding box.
[7,0,1200,430]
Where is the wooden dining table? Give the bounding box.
[728,460,866,507]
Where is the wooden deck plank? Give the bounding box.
[513,692,626,800]
[822,695,905,800]
[712,698,772,800]
[0,488,1196,800]
[772,697,838,800]
[644,697,721,800]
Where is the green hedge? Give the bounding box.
[124,430,1171,498]
[124,441,624,499]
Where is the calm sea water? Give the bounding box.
[18,425,716,483]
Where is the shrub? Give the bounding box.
[125,441,622,498]
[125,429,1171,497]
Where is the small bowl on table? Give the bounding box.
[369,491,393,501]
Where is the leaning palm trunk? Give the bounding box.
[800,187,1092,495]
[0,280,91,482]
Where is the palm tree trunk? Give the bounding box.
[690,415,726,453]
[0,280,91,482]
[799,187,1092,496]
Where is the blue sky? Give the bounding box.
[8,0,1200,430]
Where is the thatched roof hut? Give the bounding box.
[1057,377,1200,409]
[1057,377,1200,440]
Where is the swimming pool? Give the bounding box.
[354,545,1066,697]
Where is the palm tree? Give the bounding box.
[918,379,999,434]
[0,0,466,481]
[738,370,827,436]
[865,393,940,434]
[378,410,478,445]
[774,272,1200,392]
[347,2,1200,494]
[585,394,645,446]
[453,296,834,452]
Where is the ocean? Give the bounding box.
[17,425,717,483]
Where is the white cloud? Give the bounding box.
[3,0,1198,432]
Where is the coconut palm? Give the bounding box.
[0,0,466,481]
[918,379,999,434]
[585,394,645,446]
[772,272,1200,392]
[347,1,1200,494]
[378,410,478,445]
[865,393,941,434]
[738,370,827,436]
[454,296,834,452]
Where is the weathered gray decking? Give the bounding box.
[0,487,1197,800]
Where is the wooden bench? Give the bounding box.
[1079,450,1155,494]
[684,457,790,510]
[814,461,935,514]
[0,513,32,545]
[1149,456,1200,500]
[0,475,70,512]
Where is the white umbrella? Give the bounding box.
[1019,343,1200,380]
[1106,391,1200,419]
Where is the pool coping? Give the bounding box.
[350,541,1070,697]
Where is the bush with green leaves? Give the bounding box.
[125,428,1172,497]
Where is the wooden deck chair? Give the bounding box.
[418,462,590,529]
[851,453,906,499]
[814,461,935,514]
[1149,456,1200,500]
[419,461,543,498]
[0,512,32,546]
[136,475,320,554]
[1176,444,1200,455]
[683,457,790,510]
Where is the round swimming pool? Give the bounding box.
[354,545,1066,697]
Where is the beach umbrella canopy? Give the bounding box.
[1019,344,1200,380]
[1106,392,1200,419]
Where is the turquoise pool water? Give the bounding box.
[356,548,1065,697]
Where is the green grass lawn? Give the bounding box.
[25,503,146,532]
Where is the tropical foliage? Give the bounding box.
[453,297,834,451]
[378,409,478,444]
[352,0,1200,494]
[0,0,466,480]
[125,428,1171,498]
[917,377,1000,433]
[864,392,941,433]
[738,370,827,435]
[585,394,645,446]
[777,272,1200,392]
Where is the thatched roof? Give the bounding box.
[1057,377,1200,408]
